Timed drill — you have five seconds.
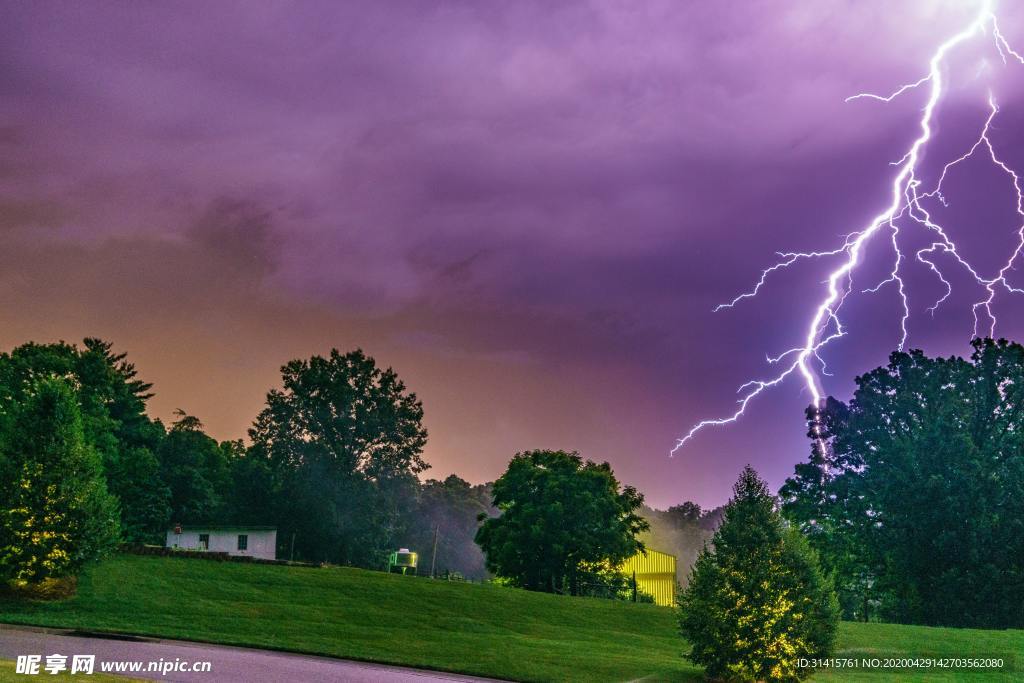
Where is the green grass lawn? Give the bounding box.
[0,554,1020,682]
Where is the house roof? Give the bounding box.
[167,526,277,532]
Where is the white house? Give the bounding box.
[165,526,277,560]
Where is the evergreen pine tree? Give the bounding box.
[0,378,120,583]
[679,466,839,682]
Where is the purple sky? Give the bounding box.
[3,0,1024,508]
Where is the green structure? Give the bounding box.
[388,548,418,575]
[619,548,677,606]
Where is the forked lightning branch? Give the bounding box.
[674,0,1024,454]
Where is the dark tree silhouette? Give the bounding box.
[782,338,1024,628]
[249,349,428,566]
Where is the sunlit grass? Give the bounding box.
[0,554,1019,682]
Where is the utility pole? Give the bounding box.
[289,532,296,562]
[430,524,439,578]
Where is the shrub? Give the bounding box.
[678,466,839,681]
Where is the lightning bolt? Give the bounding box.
[673,0,1024,454]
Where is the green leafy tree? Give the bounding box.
[80,339,169,541]
[0,378,120,583]
[249,349,428,566]
[475,450,649,595]
[0,339,169,542]
[107,447,170,542]
[679,466,839,682]
[781,339,1024,627]
[666,501,703,525]
[156,412,230,525]
[221,440,276,526]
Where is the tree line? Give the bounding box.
[0,337,705,586]
[781,338,1024,629]
[0,340,493,581]
[4,335,1021,679]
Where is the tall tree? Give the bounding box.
[221,439,276,526]
[475,450,648,595]
[0,340,169,541]
[156,412,229,525]
[0,378,120,583]
[107,447,170,543]
[781,339,1024,627]
[81,339,170,541]
[680,466,839,682]
[249,349,428,566]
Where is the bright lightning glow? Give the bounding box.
[673,1,1024,454]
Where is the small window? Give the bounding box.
[237,534,248,551]
[198,533,209,550]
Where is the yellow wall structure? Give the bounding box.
[619,548,677,607]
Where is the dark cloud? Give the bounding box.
[187,198,282,278]
[0,0,1022,507]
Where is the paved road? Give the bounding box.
[0,625,502,682]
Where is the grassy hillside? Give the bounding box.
[0,554,1020,682]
